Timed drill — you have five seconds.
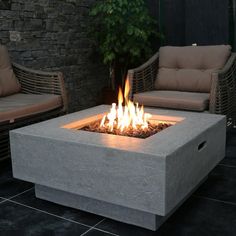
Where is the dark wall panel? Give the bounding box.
[148,0,231,48]
[147,0,159,19]
[147,0,160,50]
[185,0,229,46]
[162,0,185,46]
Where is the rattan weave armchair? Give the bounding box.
[13,63,68,110]
[128,47,236,127]
[0,63,68,162]
[127,52,159,98]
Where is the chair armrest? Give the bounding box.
[218,53,236,75]
[12,62,68,113]
[209,53,236,126]
[127,52,159,99]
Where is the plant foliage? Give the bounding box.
[89,0,161,88]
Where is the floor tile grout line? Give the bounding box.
[7,198,93,229]
[1,195,118,236]
[1,189,118,236]
[7,187,35,201]
[0,187,34,203]
[193,195,236,206]
[0,199,8,205]
[80,218,106,236]
[4,198,118,236]
[93,226,120,236]
[218,163,236,168]
[81,218,119,236]
[79,227,93,236]
[92,219,118,236]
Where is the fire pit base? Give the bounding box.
[35,184,164,230]
[35,177,206,230]
[10,106,226,231]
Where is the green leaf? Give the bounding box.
[89,0,162,76]
[127,25,133,35]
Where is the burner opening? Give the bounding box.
[78,118,173,139]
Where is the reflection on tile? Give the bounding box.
[220,146,236,166]
[226,129,236,146]
[0,198,5,203]
[97,197,236,236]
[0,162,33,198]
[84,229,115,236]
[195,165,236,203]
[12,188,104,226]
[0,201,89,235]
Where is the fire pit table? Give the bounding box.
[10,105,226,230]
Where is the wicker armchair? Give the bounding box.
[128,47,236,127]
[0,63,68,162]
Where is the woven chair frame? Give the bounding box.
[127,52,236,128]
[0,63,68,162]
[127,52,159,99]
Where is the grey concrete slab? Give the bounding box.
[35,176,207,231]
[10,106,226,230]
[35,184,162,231]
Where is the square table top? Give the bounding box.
[11,105,226,157]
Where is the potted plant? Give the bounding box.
[89,0,162,102]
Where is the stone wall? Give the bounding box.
[0,0,108,112]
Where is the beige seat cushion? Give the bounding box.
[133,90,210,111]
[155,45,231,93]
[0,93,62,122]
[0,45,21,97]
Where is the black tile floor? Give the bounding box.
[0,130,236,236]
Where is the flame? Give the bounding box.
[100,78,152,132]
[124,79,130,104]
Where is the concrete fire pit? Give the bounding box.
[10,105,226,230]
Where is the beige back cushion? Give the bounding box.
[0,45,21,97]
[155,45,231,92]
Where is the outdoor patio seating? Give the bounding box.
[128,45,236,127]
[0,45,68,162]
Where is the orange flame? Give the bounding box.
[124,78,130,104]
[100,78,152,132]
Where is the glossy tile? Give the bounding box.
[0,201,89,235]
[220,145,236,166]
[12,188,104,227]
[195,165,236,203]
[96,197,236,236]
[0,162,33,198]
[84,229,116,236]
[226,129,236,146]
[0,198,5,203]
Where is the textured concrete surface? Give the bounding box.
[35,184,164,231]
[10,106,226,230]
